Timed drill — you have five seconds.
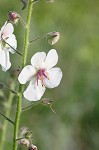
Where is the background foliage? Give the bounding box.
[0,0,99,150]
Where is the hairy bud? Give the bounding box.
[8,11,19,24]
[19,138,30,147]
[47,31,60,45]
[28,144,38,150]
[42,98,56,113]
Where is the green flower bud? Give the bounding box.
[19,138,30,147]
[25,131,33,139]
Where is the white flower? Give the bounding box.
[0,21,17,71]
[18,49,63,101]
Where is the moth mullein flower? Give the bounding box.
[0,21,17,71]
[18,49,62,101]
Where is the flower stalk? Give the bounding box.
[29,33,47,44]
[13,0,33,149]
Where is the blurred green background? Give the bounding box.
[0,0,99,150]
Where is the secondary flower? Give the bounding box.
[0,21,17,71]
[18,49,62,101]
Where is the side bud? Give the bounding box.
[8,11,19,24]
[19,138,30,147]
[47,31,60,45]
[28,144,38,150]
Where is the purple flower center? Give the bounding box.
[37,69,48,86]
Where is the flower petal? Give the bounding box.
[6,34,17,53]
[1,22,14,39]
[31,52,46,69]
[0,50,11,72]
[44,67,62,88]
[18,65,36,84]
[45,49,58,68]
[23,79,46,101]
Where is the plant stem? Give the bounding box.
[13,1,33,150]
[22,101,41,112]
[0,83,14,150]
[29,33,47,44]
[0,112,14,125]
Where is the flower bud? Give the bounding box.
[8,11,19,24]
[47,31,60,45]
[42,98,56,113]
[20,138,30,147]
[28,144,38,150]
[42,98,53,105]
[25,131,33,139]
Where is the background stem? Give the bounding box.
[0,83,14,150]
[13,1,33,150]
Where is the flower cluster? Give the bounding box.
[0,16,62,101]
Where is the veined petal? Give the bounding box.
[31,52,46,69]
[45,49,58,68]
[0,50,11,72]
[23,79,46,101]
[18,65,36,84]
[44,67,62,88]
[6,34,17,53]
[1,22,14,39]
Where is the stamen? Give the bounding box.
[36,69,48,86]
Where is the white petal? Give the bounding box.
[0,21,7,34]
[1,22,14,39]
[23,79,46,101]
[31,52,46,69]
[44,67,62,88]
[0,50,11,72]
[45,49,58,68]
[6,34,17,53]
[18,65,36,84]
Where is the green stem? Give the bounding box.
[0,83,14,150]
[0,112,14,125]
[13,1,33,150]
[22,100,41,112]
[29,33,47,44]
